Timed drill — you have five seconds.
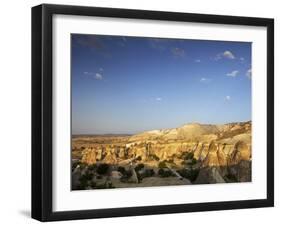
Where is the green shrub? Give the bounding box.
[135,163,144,172]
[136,156,142,161]
[136,171,143,182]
[120,169,133,182]
[158,168,174,177]
[125,170,132,178]
[191,158,197,165]
[188,169,199,182]
[117,166,126,175]
[182,152,194,160]
[78,172,93,189]
[137,168,155,181]
[158,168,164,175]
[224,173,238,182]
[80,172,93,181]
[144,169,155,177]
[158,161,167,169]
[88,164,97,171]
[79,162,88,169]
[187,158,197,165]
[167,159,174,164]
[96,163,109,175]
[177,168,199,182]
[151,154,160,161]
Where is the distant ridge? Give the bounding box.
[72,121,251,140]
[72,134,133,137]
[129,121,251,143]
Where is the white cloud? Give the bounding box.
[200,77,211,83]
[83,71,92,75]
[155,97,162,101]
[171,47,185,57]
[215,50,235,60]
[83,71,104,80]
[148,38,166,51]
[240,57,245,61]
[246,68,252,79]
[95,73,103,80]
[223,50,235,59]
[226,70,239,77]
[195,59,201,63]
[225,95,231,101]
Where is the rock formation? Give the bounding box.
[81,148,97,165]
[72,121,252,189]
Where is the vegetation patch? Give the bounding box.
[95,182,115,189]
[78,172,94,189]
[135,163,145,172]
[158,161,167,169]
[224,173,238,183]
[181,152,194,160]
[158,168,174,177]
[120,169,133,182]
[177,168,199,182]
[88,163,97,171]
[96,163,110,175]
[151,154,160,161]
[137,168,155,181]
[117,166,126,175]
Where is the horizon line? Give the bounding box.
[72,120,251,136]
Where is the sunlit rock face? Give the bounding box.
[77,122,251,166]
[81,148,97,165]
[230,141,251,163]
[72,121,252,189]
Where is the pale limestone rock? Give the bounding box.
[110,171,122,179]
[81,148,97,165]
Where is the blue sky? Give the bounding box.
[71,34,252,134]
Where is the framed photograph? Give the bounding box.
[32,4,274,221]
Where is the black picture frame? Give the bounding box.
[32,4,274,222]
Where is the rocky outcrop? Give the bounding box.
[195,167,225,184]
[74,121,252,187]
[227,141,251,182]
[229,141,251,164]
[81,148,97,165]
[80,131,250,167]
[227,160,251,182]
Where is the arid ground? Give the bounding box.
[72,121,251,190]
